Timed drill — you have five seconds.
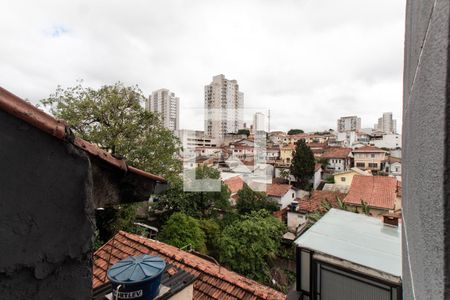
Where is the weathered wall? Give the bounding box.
[403,0,449,299]
[0,110,94,299]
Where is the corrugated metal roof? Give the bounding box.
[294,209,401,277]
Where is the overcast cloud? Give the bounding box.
[1,0,405,132]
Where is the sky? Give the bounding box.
[1,0,406,132]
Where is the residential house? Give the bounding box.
[287,190,346,233]
[352,146,387,172]
[306,142,328,158]
[223,176,245,205]
[266,183,298,209]
[321,147,352,172]
[290,209,402,299]
[93,231,285,300]
[384,156,402,176]
[371,133,402,149]
[280,144,295,165]
[334,167,372,188]
[0,87,167,299]
[344,175,400,216]
[313,163,323,190]
[266,146,280,162]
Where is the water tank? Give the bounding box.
[107,255,166,300]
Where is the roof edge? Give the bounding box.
[0,87,166,183]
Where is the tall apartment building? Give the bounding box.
[146,89,179,131]
[337,116,361,132]
[253,112,266,133]
[204,74,244,138]
[374,112,397,133]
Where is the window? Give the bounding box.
[341,177,346,182]
[356,162,365,168]
[371,154,375,158]
[368,163,378,168]
[292,193,295,198]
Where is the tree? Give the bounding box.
[218,210,286,284]
[236,185,279,215]
[41,82,181,180]
[287,129,304,135]
[290,139,315,189]
[237,129,250,136]
[159,212,207,253]
[151,165,231,221]
[42,82,182,243]
[199,219,221,257]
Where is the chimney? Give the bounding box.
[383,213,400,227]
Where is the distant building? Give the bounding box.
[337,116,361,132]
[375,112,397,134]
[146,88,179,131]
[371,133,402,149]
[253,112,265,133]
[321,147,352,172]
[352,146,387,172]
[204,74,244,138]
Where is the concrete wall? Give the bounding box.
[403,0,450,299]
[0,110,94,299]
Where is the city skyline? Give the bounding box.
[1,0,405,133]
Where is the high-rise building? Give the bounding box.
[253,112,266,133]
[375,112,397,133]
[146,89,179,131]
[337,116,361,132]
[204,74,244,138]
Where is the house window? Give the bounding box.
[292,193,295,198]
[368,163,378,168]
[371,154,375,158]
[341,177,346,182]
[356,162,365,168]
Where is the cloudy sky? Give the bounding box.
[1,0,405,132]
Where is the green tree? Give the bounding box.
[236,185,279,214]
[41,82,181,180]
[151,165,231,221]
[41,82,182,243]
[218,210,286,284]
[290,139,315,189]
[159,212,206,253]
[199,218,221,256]
[237,129,250,136]
[287,129,304,135]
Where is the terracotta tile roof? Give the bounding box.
[322,148,352,159]
[266,184,292,197]
[297,190,347,213]
[352,146,386,153]
[93,231,285,300]
[0,87,166,183]
[224,176,245,194]
[344,176,398,210]
[281,144,295,150]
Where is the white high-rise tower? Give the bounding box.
[204,74,244,138]
[146,89,179,131]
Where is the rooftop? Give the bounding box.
[93,231,285,300]
[223,176,245,194]
[294,209,401,278]
[266,183,292,197]
[297,190,347,213]
[352,146,386,153]
[0,87,166,184]
[322,147,352,159]
[344,175,398,209]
